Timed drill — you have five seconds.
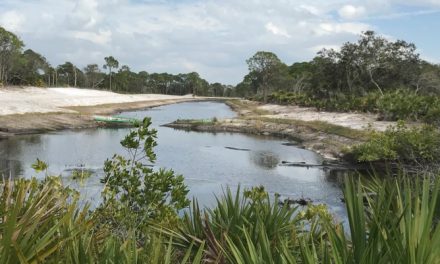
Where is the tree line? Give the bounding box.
[0,26,233,96]
[2,26,440,102]
[236,31,440,101]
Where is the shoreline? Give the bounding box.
[163,99,381,161]
[0,96,224,138]
[1,87,380,162]
[164,118,363,160]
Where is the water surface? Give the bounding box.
[0,102,345,218]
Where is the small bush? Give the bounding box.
[348,121,440,163]
[96,117,190,234]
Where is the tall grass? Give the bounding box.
[2,174,440,262]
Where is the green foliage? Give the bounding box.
[377,90,440,124]
[0,119,196,263]
[0,177,89,263]
[266,90,381,112]
[31,158,48,173]
[266,89,440,125]
[71,169,93,186]
[103,56,119,91]
[174,118,218,128]
[97,117,190,234]
[3,145,440,263]
[252,116,369,140]
[170,186,332,263]
[322,176,440,263]
[0,26,24,84]
[238,31,440,125]
[348,121,440,162]
[171,175,440,263]
[246,51,290,102]
[0,177,203,263]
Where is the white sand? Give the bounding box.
[0,87,192,116]
[259,104,397,131]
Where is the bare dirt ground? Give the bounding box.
[258,104,396,132]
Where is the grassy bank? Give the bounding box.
[247,116,370,140]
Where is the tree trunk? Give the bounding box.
[74,67,77,87]
[109,68,112,91]
[368,69,383,95]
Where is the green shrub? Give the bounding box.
[348,121,440,163]
[265,89,440,125]
[96,117,190,235]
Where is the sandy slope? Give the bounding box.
[0,87,192,116]
[258,104,396,131]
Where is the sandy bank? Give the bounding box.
[258,104,395,132]
[0,87,195,116]
[0,87,219,137]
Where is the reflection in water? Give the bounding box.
[249,150,280,169]
[0,138,26,177]
[324,169,346,185]
[0,159,22,178]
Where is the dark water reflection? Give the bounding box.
[0,102,346,219]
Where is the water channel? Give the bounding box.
[0,101,346,219]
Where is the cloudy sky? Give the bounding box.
[0,0,439,84]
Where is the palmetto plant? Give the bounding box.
[0,177,90,263]
[165,176,440,264]
[0,177,206,263]
[322,176,440,264]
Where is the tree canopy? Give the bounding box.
[0,27,24,84]
[236,31,440,100]
[2,27,439,102]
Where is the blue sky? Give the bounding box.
[0,0,439,84]
[367,10,440,62]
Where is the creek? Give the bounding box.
[0,101,346,219]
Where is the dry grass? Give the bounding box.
[245,117,370,140]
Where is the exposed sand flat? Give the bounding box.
[0,87,193,116]
[258,104,396,132]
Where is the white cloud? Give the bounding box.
[309,44,341,53]
[71,30,112,45]
[315,22,371,36]
[265,22,291,38]
[0,10,25,32]
[338,5,366,19]
[0,0,437,84]
[68,0,100,29]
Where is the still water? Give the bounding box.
[0,102,345,218]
